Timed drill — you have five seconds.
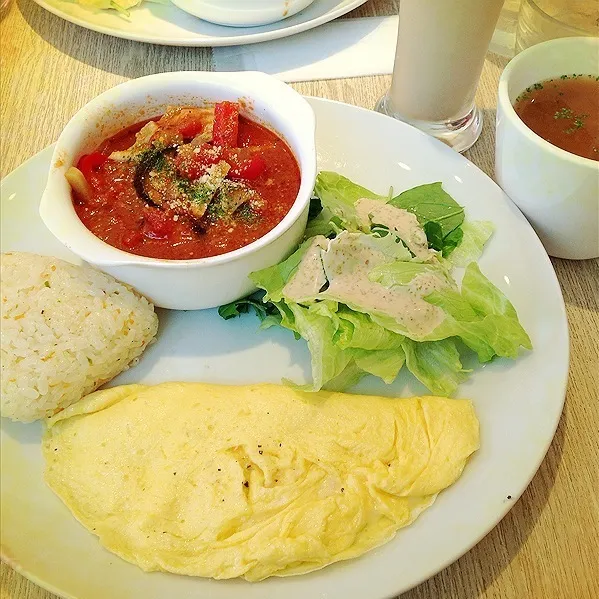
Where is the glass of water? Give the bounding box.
[516,0,599,53]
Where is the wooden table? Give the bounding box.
[1,1,598,598]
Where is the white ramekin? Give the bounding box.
[170,0,316,27]
[40,71,316,309]
[496,37,599,260]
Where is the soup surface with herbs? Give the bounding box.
[513,74,599,161]
[67,102,301,260]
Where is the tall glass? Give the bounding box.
[376,0,504,152]
[515,0,599,53]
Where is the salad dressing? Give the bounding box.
[282,236,328,303]
[355,198,431,259]
[325,276,444,337]
[284,231,445,337]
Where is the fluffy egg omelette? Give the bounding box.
[42,382,479,581]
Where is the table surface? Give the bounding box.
[1,1,598,598]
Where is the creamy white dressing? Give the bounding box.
[282,236,328,303]
[355,198,431,260]
[325,277,444,336]
[407,271,447,296]
[322,233,389,280]
[321,232,445,336]
[283,231,445,336]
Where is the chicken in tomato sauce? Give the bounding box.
[66,102,301,260]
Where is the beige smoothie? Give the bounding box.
[389,0,504,123]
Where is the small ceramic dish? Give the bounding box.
[170,0,316,27]
[40,71,316,309]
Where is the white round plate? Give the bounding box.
[32,0,368,46]
[0,97,568,599]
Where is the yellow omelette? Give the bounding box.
[43,382,479,581]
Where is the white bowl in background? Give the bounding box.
[39,71,316,310]
[170,0,316,27]
[496,36,599,260]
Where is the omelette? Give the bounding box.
[42,382,479,581]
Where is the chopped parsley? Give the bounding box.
[566,114,588,134]
[236,202,258,224]
[180,179,213,208]
[554,107,573,120]
[552,106,588,134]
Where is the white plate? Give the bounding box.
[0,97,568,599]
[32,0,368,46]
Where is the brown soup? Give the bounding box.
[513,74,599,161]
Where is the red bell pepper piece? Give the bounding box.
[178,120,204,139]
[212,101,239,148]
[77,152,108,181]
[228,155,267,181]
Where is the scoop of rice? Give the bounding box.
[1,252,159,422]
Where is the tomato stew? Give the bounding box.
[71,103,301,260]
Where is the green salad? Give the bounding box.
[76,0,166,16]
[219,172,531,396]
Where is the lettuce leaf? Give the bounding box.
[314,173,472,257]
[445,221,494,267]
[249,240,312,302]
[315,171,386,208]
[245,241,529,392]
[303,210,338,239]
[271,300,408,391]
[354,347,406,384]
[402,338,470,396]
[425,263,532,362]
[319,361,366,392]
[440,226,464,257]
[389,182,464,238]
[286,302,355,391]
[313,171,387,232]
[335,309,404,351]
[369,260,449,288]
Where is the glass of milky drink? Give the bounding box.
[376,0,504,152]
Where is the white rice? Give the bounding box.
[1,252,158,422]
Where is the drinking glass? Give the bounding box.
[516,0,599,53]
[490,0,522,57]
[375,0,504,152]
